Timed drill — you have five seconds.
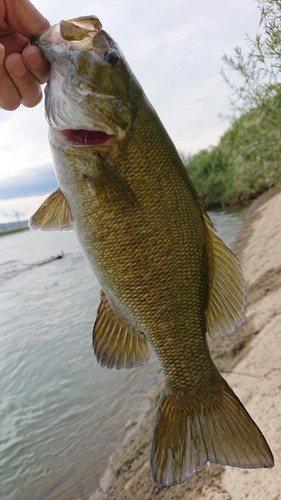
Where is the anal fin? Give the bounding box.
[93,290,150,369]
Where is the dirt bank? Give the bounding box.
[90,187,281,500]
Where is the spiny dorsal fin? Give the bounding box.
[93,291,150,369]
[203,210,247,338]
[28,188,73,231]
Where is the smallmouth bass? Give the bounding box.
[30,17,274,488]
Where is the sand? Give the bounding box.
[90,187,281,500]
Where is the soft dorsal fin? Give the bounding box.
[93,290,150,369]
[202,210,247,338]
[28,188,73,231]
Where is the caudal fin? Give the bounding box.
[150,380,274,488]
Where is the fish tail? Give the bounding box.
[150,380,274,488]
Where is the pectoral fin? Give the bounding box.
[93,290,150,369]
[84,154,138,207]
[28,188,73,231]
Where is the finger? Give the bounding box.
[0,70,22,110]
[22,45,49,84]
[5,53,42,108]
[0,43,4,73]
[0,45,22,110]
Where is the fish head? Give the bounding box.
[32,16,139,148]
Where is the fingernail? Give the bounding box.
[9,56,26,78]
[25,47,43,69]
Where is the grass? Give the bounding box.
[0,225,29,237]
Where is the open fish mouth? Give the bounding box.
[60,129,114,146]
[32,16,131,146]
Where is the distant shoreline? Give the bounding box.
[0,225,29,237]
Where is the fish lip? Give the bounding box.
[32,16,102,51]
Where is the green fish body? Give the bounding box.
[30,17,274,488]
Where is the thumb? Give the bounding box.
[6,0,50,38]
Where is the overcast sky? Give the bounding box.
[0,0,262,221]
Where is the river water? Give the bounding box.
[0,208,245,500]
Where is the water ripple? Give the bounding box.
[0,211,245,500]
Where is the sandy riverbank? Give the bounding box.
[90,188,281,500]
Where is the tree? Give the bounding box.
[222,0,281,118]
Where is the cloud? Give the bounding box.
[0,0,262,191]
[0,194,52,224]
[0,164,58,200]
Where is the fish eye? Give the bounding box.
[104,50,120,66]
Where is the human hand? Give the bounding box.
[0,0,50,110]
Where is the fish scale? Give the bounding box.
[29,15,274,489]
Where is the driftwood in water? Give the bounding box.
[35,251,64,267]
